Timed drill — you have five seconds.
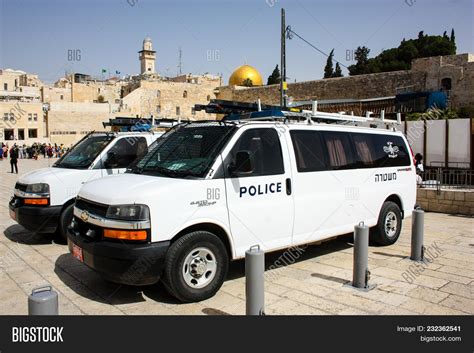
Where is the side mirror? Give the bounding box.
[228,150,253,176]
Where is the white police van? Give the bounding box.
[9,131,162,239]
[67,106,416,302]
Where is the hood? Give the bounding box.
[78,173,190,205]
[18,167,84,185]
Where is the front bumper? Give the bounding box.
[67,223,170,286]
[9,197,61,233]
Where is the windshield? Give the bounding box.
[131,123,235,178]
[53,135,114,169]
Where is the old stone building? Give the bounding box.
[0,69,47,144]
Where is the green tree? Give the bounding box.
[323,49,335,78]
[450,28,455,43]
[348,31,456,76]
[348,46,370,75]
[267,65,281,85]
[242,78,253,87]
[333,62,343,77]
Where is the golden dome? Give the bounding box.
[228,65,263,86]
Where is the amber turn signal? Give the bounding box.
[103,229,147,241]
[24,198,49,205]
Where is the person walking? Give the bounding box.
[10,143,19,174]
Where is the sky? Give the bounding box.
[0,0,472,84]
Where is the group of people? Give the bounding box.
[1,142,70,174]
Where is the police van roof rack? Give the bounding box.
[230,100,401,130]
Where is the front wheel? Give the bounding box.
[162,231,229,302]
[58,203,74,240]
[370,201,402,246]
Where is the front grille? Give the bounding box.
[73,216,103,240]
[75,197,108,218]
[15,183,27,192]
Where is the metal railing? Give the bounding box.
[419,167,474,190]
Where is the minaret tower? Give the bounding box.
[139,37,156,74]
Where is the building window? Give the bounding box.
[441,77,452,91]
[9,113,15,121]
[148,67,151,72]
[191,107,196,115]
[28,129,38,138]
[157,90,160,98]
[207,95,211,101]
[4,129,14,140]
[18,129,25,140]
[33,113,38,121]
[156,105,161,114]
[183,90,188,98]
[176,106,180,116]
[60,95,64,100]
[3,113,8,121]
[28,113,32,121]
[3,83,7,90]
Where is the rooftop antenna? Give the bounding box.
[178,47,183,76]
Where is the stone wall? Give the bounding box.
[216,53,474,109]
[47,102,117,145]
[416,188,474,215]
[217,70,427,106]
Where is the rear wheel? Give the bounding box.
[370,201,402,246]
[162,231,228,303]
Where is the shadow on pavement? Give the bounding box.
[53,235,354,306]
[4,224,55,245]
[54,253,150,306]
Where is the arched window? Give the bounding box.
[183,90,188,98]
[441,77,452,91]
[207,95,211,101]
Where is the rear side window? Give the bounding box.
[290,130,327,172]
[352,133,410,168]
[228,128,284,177]
[322,131,356,170]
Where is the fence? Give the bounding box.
[420,167,474,190]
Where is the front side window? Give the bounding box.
[54,135,113,169]
[227,128,284,178]
[99,137,148,169]
[133,124,235,178]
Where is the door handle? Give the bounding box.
[285,178,292,195]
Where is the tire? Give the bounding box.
[58,203,74,240]
[370,201,402,246]
[162,231,229,303]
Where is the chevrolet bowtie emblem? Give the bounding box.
[80,210,89,222]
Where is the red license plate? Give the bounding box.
[9,209,16,221]
[72,243,83,262]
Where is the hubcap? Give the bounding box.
[384,211,398,238]
[182,247,217,289]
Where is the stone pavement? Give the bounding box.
[0,158,473,315]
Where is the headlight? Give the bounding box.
[26,183,50,194]
[106,204,150,221]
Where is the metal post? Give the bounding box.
[352,222,370,289]
[410,208,424,261]
[280,8,287,108]
[245,245,265,315]
[28,285,58,315]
